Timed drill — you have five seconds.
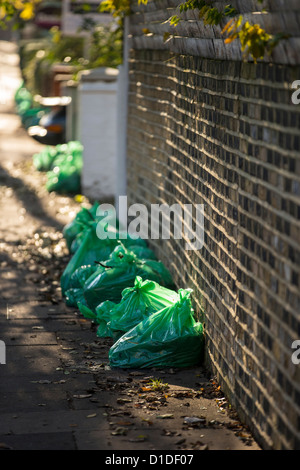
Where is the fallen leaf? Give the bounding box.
[30,380,51,384]
[183,416,206,425]
[156,414,174,419]
[128,435,147,442]
[142,418,153,425]
[175,438,186,445]
[111,427,127,436]
[117,398,132,404]
[0,443,13,450]
[73,394,92,399]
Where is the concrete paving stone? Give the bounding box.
[0,317,82,333]
[0,279,40,298]
[73,429,115,450]
[0,389,70,413]
[0,374,72,393]
[0,302,61,319]
[179,426,258,450]
[74,429,183,451]
[0,432,77,450]
[0,409,111,435]
[0,345,63,376]
[0,373,99,401]
[56,330,99,344]
[70,391,118,411]
[42,318,85,332]
[2,330,58,346]
[50,375,99,392]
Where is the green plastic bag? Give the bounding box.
[126,245,157,261]
[14,81,26,103]
[83,245,174,311]
[62,202,101,253]
[21,106,48,129]
[109,289,204,369]
[81,276,179,339]
[17,98,32,116]
[65,287,87,308]
[61,226,115,295]
[78,301,115,337]
[68,264,99,290]
[14,83,32,105]
[33,141,84,173]
[63,264,102,307]
[69,210,120,255]
[33,145,62,172]
[50,142,83,169]
[46,151,83,194]
[61,227,152,297]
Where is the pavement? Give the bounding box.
[0,39,261,452]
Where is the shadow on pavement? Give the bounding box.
[0,162,64,232]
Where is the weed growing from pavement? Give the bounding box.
[148,378,170,392]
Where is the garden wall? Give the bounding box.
[126,0,300,449]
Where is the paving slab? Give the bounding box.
[0,432,77,450]
[0,409,111,435]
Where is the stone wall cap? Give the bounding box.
[79,67,119,82]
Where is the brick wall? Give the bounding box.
[126,1,300,450]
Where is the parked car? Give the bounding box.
[28,96,70,145]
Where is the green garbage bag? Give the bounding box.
[17,98,32,116]
[14,81,26,103]
[63,141,83,159]
[33,145,62,172]
[34,141,83,174]
[61,241,155,307]
[126,245,157,261]
[21,107,48,129]
[62,202,101,252]
[61,224,151,297]
[60,226,115,295]
[50,142,83,169]
[69,208,120,255]
[65,287,87,308]
[64,264,100,307]
[46,152,83,194]
[109,289,204,369]
[68,264,99,290]
[83,245,174,311]
[81,276,179,339]
[14,83,32,105]
[78,301,115,337]
[43,141,83,192]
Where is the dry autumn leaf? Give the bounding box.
[156,414,174,419]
